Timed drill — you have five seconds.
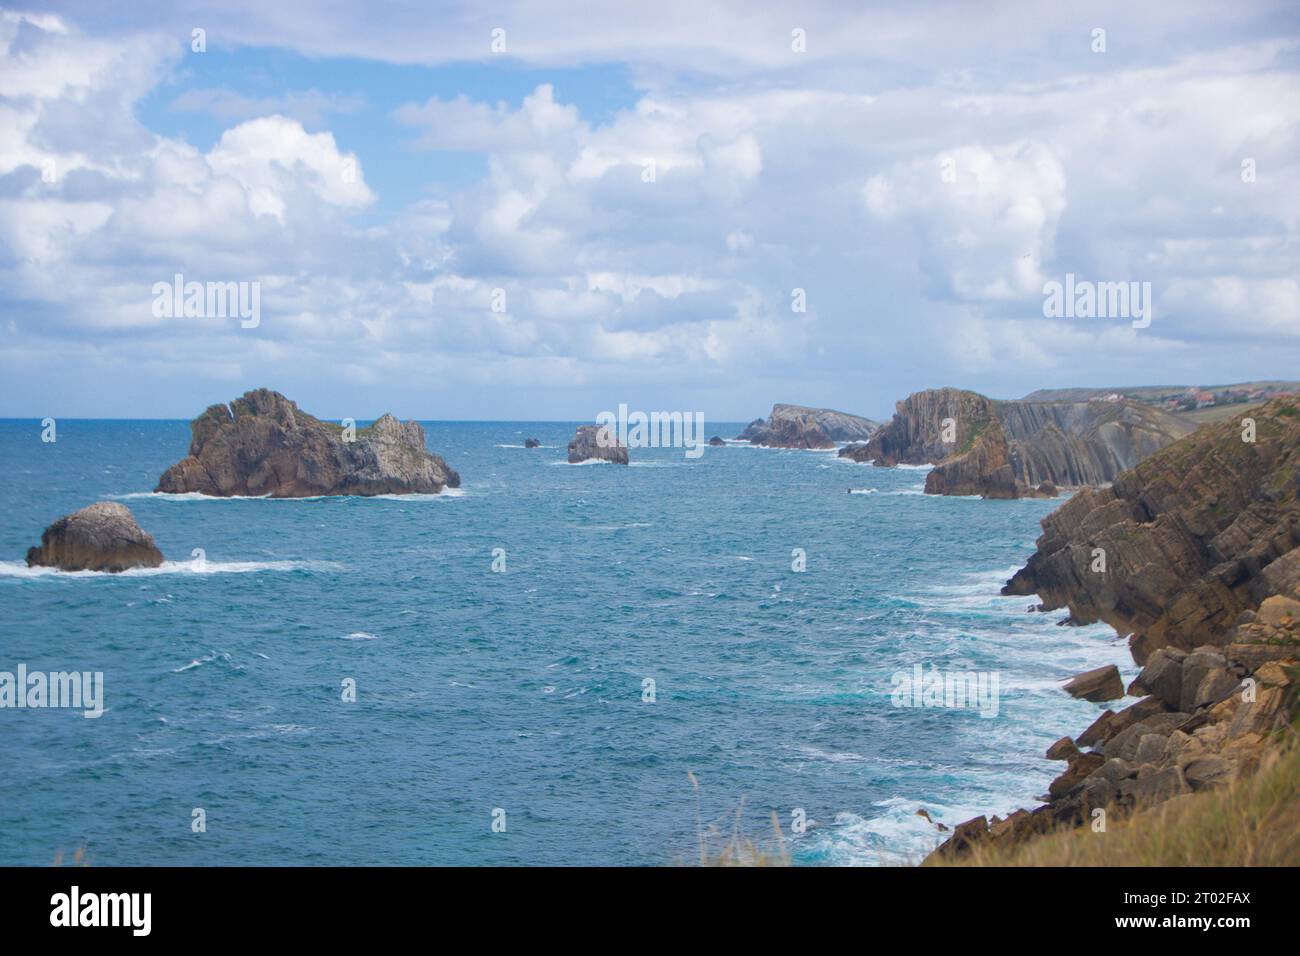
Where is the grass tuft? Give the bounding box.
[930,736,1300,867]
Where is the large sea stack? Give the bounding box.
[26,502,164,572]
[736,404,878,449]
[156,389,460,497]
[927,396,1300,861]
[841,387,1193,498]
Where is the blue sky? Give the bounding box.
[1,1,1298,420]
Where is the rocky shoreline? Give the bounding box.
[841,387,1192,499]
[926,396,1300,861]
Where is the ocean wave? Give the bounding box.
[172,651,240,673]
[848,487,927,496]
[0,559,343,579]
[798,795,1001,866]
[340,631,379,641]
[113,488,465,501]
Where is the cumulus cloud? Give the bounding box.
[1,3,1298,419]
[864,141,1067,301]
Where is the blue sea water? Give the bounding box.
[0,419,1134,866]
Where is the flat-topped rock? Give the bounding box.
[737,404,878,449]
[26,502,164,572]
[1063,664,1124,702]
[156,389,460,497]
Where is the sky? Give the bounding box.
[1,1,1298,421]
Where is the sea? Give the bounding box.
[0,419,1134,865]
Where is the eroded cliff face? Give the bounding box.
[156,389,461,497]
[998,400,1195,488]
[923,422,1022,499]
[927,397,1300,863]
[1003,397,1300,662]
[737,403,878,449]
[859,388,994,465]
[848,388,1192,498]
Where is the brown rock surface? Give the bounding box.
[926,398,1300,863]
[156,389,460,497]
[1063,664,1124,702]
[854,387,1190,499]
[26,502,164,572]
[1002,396,1300,660]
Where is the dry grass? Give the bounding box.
[51,846,90,867]
[931,739,1300,867]
[684,771,791,867]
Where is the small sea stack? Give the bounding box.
[567,424,628,464]
[25,502,164,573]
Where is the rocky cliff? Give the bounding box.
[156,389,461,497]
[842,387,1193,498]
[1003,396,1300,662]
[26,502,164,572]
[928,397,1300,861]
[737,404,878,449]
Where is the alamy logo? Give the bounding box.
[595,404,706,459]
[50,886,151,936]
[0,664,104,718]
[152,273,261,328]
[890,663,1000,718]
[1042,273,1151,329]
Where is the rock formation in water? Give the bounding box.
[156,389,460,497]
[708,436,726,446]
[849,387,1193,498]
[927,396,1300,861]
[25,502,165,572]
[567,424,629,464]
[736,404,878,449]
[524,438,541,448]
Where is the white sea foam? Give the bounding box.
[172,651,238,673]
[801,795,1005,866]
[848,487,926,496]
[114,488,464,501]
[341,631,379,641]
[0,559,342,579]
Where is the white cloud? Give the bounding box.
[2,4,1299,418]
